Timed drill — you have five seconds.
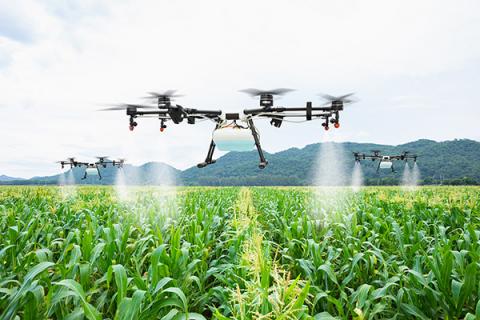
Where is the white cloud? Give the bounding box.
[0,0,479,177]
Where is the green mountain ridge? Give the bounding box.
[1,139,479,186]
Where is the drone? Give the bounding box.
[57,156,125,180]
[353,150,418,172]
[101,89,356,169]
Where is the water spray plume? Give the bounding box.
[351,162,364,192]
[311,137,350,221]
[114,169,130,202]
[402,162,421,191]
[401,162,412,188]
[411,162,421,188]
[58,169,77,199]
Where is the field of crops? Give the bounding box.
[1,186,480,319]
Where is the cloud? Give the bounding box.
[0,0,479,177]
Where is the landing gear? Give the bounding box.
[247,119,268,169]
[197,133,217,168]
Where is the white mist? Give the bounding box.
[351,162,364,192]
[311,139,349,221]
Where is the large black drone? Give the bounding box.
[102,89,356,169]
[57,156,125,180]
[353,150,418,172]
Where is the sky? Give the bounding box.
[0,0,479,178]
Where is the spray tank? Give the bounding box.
[85,167,98,177]
[213,121,255,152]
[379,156,393,169]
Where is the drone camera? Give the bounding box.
[187,116,195,124]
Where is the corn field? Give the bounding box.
[1,186,479,319]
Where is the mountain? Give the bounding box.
[0,175,25,182]
[0,162,180,186]
[1,139,479,186]
[181,139,480,185]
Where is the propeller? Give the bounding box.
[319,93,357,104]
[144,90,183,99]
[240,88,295,97]
[98,104,156,111]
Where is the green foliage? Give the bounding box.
[1,186,479,319]
[252,186,480,318]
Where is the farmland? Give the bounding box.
[1,186,480,319]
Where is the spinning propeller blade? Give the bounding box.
[144,90,184,99]
[98,104,156,111]
[319,92,357,104]
[240,88,295,97]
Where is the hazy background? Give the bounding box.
[1,0,479,178]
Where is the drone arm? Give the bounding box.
[131,110,169,116]
[184,108,222,116]
[243,106,334,115]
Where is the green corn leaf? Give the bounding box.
[400,303,429,320]
[162,287,188,311]
[54,279,101,320]
[112,264,128,306]
[161,309,179,320]
[153,277,173,296]
[318,263,338,285]
[458,262,477,310]
[1,261,54,320]
[115,289,146,320]
[314,312,337,320]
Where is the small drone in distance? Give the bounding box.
[57,156,125,180]
[353,150,418,173]
[102,89,356,169]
